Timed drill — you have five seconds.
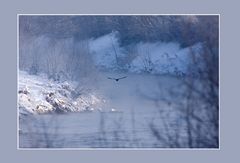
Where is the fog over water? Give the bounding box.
[19,15,219,148]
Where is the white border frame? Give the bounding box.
[17,14,220,150]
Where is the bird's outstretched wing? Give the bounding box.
[117,76,127,80]
[107,77,115,80]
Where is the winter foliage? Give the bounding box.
[19,15,219,148]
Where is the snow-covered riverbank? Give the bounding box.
[18,71,107,115]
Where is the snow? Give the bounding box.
[89,32,203,75]
[18,71,107,114]
[89,32,124,69]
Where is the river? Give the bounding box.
[19,73,187,148]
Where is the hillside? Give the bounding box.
[18,71,107,115]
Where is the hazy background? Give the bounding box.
[18,15,219,148]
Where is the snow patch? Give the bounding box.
[88,33,203,75]
[18,71,107,115]
[89,32,124,69]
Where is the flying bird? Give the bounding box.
[107,76,127,82]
